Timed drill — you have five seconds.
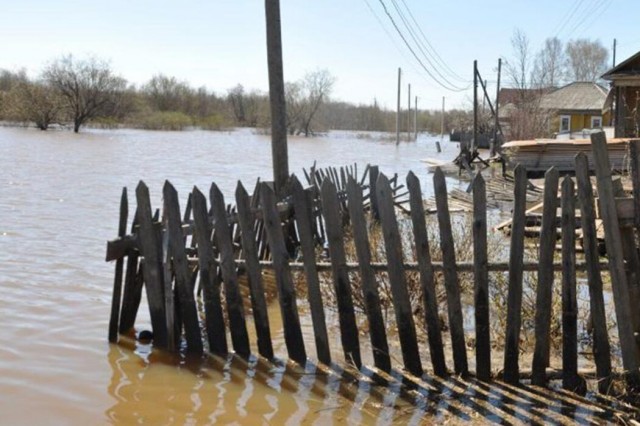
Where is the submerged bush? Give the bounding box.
[136,111,193,130]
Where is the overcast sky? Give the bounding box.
[2,0,638,110]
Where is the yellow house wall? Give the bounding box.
[554,112,609,133]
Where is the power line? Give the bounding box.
[396,0,468,83]
[387,0,467,89]
[375,0,468,92]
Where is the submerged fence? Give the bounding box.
[106,132,640,395]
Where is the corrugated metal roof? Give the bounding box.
[539,82,609,111]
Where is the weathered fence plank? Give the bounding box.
[235,182,274,360]
[369,165,380,220]
[135,181,168,349]
[109,187,128,343]
[192,187,228,355]
[575,153,612,393]
[472,172,491,381]
[532,167,560,386]
[560,176,584,393]
[163,181,203,354]
[118,208,141,333]
[630,140,640,232]
[406,171,447,377]
[320,180,362,368]
[590,132,640,387]
[211,183,251,358]
[376,173,423,376]
[260,183,307,364]
[290,176,331,365]
[503,165,527,384]
[346,176,391,372]
[434,168,468,376]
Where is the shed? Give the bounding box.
[602,50,640,138]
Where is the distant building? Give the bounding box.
[602,50,640,138]
[539,81,611,137]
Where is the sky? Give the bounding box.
[1,0,639,110]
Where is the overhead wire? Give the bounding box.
[396,0,468,83]
[374,0,469,92]
[387,0,467,90]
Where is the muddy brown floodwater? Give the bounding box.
[0,127,633,424]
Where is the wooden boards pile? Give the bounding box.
[502,138,636,175]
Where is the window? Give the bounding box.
[560,115,571,133]
[591,116,602,129]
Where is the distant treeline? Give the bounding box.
[0,54,476,135]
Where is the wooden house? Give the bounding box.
[538,81,611,137]
[602,51,640,138]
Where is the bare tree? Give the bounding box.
[143,74,194,113]
[505,29,532,97]
[565,39,608,82]
[4,81,62,130]
[285,69,335,136]
[533,37,566,88]
[43,54,127,132]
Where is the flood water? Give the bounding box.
[1,126,633,424]
[0,127,454,423]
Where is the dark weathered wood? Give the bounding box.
[406,171,447,377]
[191,187,228,355]
[210,183,251,358]
[575,152,612,393]
[119,260,143,333]
[163,181,203,354]
[290,176,331,365]
[503,165,527,384]
[630,140,640,231]
[376,174,423,376]
[320,180,362,368]
[369,165,380,220]
[621,230,640,338]
[346,176,391,372]
[472,172,490,381]
[560,176,585,393]
[109,187,128,343]
[235,182,274,359]
[532,167,560,386]
[590,132,640,387]
[260,183,307,363]
[433,168,467,376]
[135,181,168,348]
[160,203,177,352]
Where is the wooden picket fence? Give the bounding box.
[106,132,640,395]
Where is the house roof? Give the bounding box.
[602,50,640,80]
[498,87,550,106]
[539,81,609,111]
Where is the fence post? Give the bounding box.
[532,167,559,386]
[472,172,491,381]
[377,173,423,376]
[290,176,331,365]
[407,171,447,377]
[575,153,612,393]
[260,183,307,364]
[210,183,251,358]
[560,176,585,393]
[503,165,527,384]
[108,187,128,343]
[135,181,168,349]
[118,210,142,334]
[163,181,203,354]
[192,187,228,356]
[235,182,274,360]
[321,180,362,368]
[590,132,640,388]
[346,176,391,372]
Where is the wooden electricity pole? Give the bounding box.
[492,58,502,158]
[473,60,478,153]
[265,0,289,195]
[396,67,401,145]
[414,96,418,141]
[407,83,411,141]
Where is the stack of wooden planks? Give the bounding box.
[502,137,637,175]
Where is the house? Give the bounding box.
[538,81,611,137]
[602,50,640,138]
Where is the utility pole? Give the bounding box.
[407,83,411,141]
[437,96,444,153]
[414,96,418,141]
[396,67,401,145]
[613,38,617,67]
[473,60,478,154]
[492,58,502,158]
[265,0,288,195]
